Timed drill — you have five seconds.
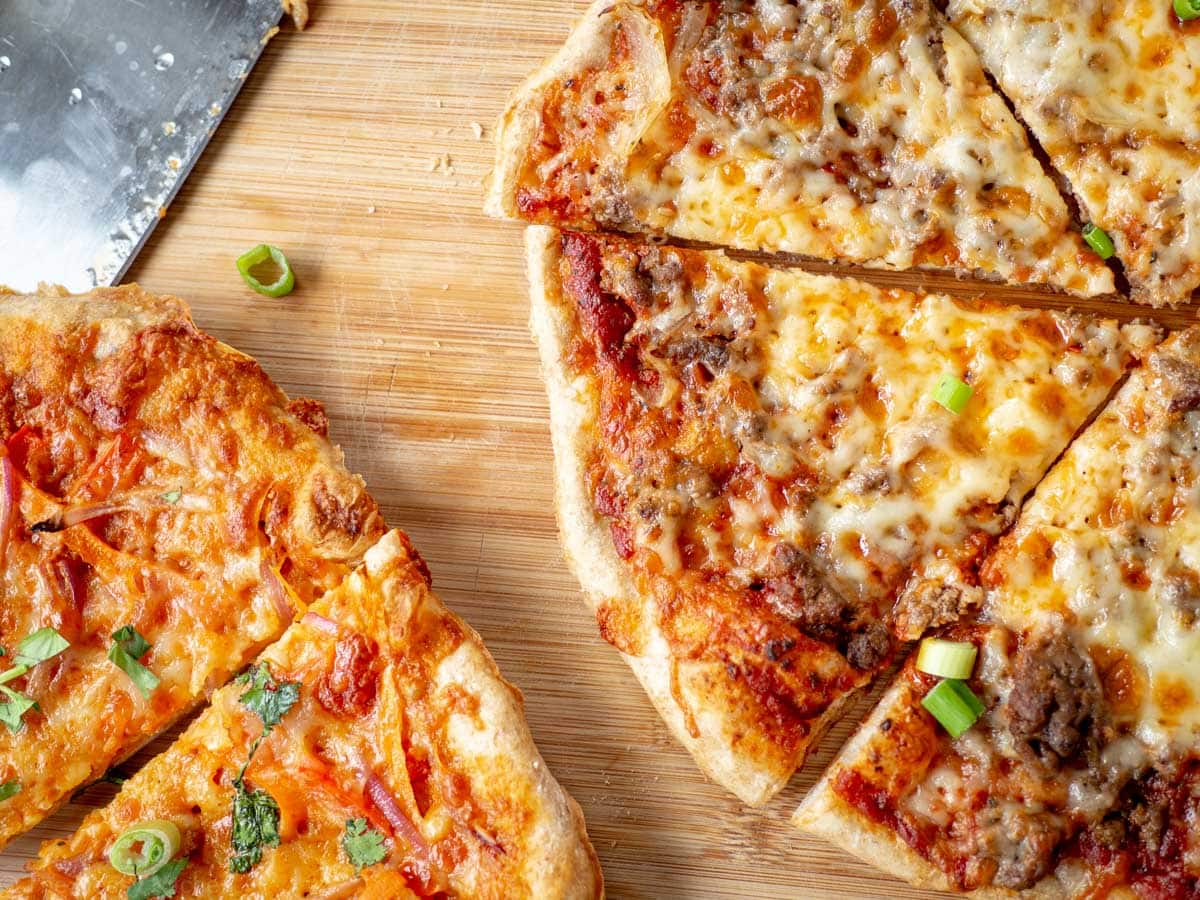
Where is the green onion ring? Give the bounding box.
[108,819,181,877]
[1082,223,1116,260]
[236,244,296,298]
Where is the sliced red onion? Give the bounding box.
[0,456,16,567]
[61,501,129,528]
[363,770,430,855]
[301,611,338,635]
[261,561,295,624]
[472,828,506,857]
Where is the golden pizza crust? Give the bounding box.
[484,0,670,222]
[527,225,854,805]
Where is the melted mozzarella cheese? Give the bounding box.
[946,0,1200,305]
[755,272,1137,603]
[632,1,1110,294]
[582,238,1141,609]
[989,334,1200,773]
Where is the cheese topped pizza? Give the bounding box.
[3,530,602,899]
[0,286,384,849]
[488,0,1114,296]
[528,225,1153,804]
[946,0,1200,307]
[798,328,1200,895]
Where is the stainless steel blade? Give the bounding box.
[0,0,284,292]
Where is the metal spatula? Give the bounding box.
[0,0,287,292]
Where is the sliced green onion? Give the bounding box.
[0,781,20,802]
[916,638,978,680]
[933,374,973,414]
[161,490,182,504]
[0,665,28,686]
[921,678,985,739]
[1175,0,1200,19]
[14,627,69,667]
[236,244,296,298]
[1082,223,1115,259]
[108,820,181,878]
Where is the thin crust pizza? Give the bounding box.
[2,530,603,899]
[798,329,1200,895]
[527,224,1153,804]
[0,286,384,848]
[488,0,1114,296]
[946,0,1200,307]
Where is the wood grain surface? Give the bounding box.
[1,2,1194,897]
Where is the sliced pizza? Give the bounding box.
[488,0,1115,297]
[0,286,384,848]
[798,328,1200,894]
[2,529,602,899]
[946,0,1200,307]
[528,225,1153,804]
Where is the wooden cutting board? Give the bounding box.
[1,2,1192,896]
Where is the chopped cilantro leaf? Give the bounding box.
[229,782,281,874]
[14,627,69,667]
[0,686,36,732]
[223,662,298,874]
[108,626,160,699]
[112,626,151,660]
[109,646,161,699]
[236,663,300,735]
[342,817,387,872]
[127,856,187,900]
[0,781,20,802]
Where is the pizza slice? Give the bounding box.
[528,225,1154,804]
[487,0,1115,297]
[0,286,384,848]
[945,0,1200,306]
[2,530,602,899]
[798,328,1200,894]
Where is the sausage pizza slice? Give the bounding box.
[528,225,1154,804]
[488,0,1114,297]
[798,328,1200,895]
[2,530,602,899]
[0,286,384,848]
[946,0,1200,307]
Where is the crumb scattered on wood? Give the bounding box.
[366,205,376,214]
[429,154,455,175]
[470,121,484,140]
